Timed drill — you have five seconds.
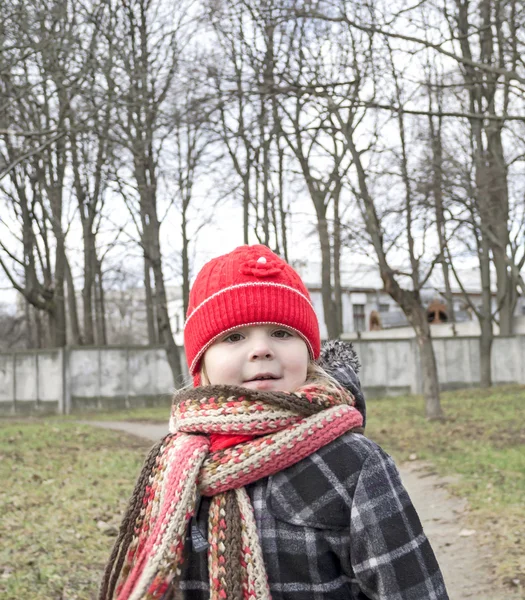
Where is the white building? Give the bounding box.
[293,261,525,340]
[104,262,525,344]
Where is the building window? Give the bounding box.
[379,303,390,313]
[353,304,366,332]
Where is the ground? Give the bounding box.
[400,461,507,600]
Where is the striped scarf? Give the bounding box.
[100,384,364,600]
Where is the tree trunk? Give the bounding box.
[479,316,493,388]
[70,127,98,346]
[317,207,339,339]
[34,306,45,349]
[413,311,443,420]
[51,282,67,348]
[430,115,455,323]
[493,246,513,335]
[95,260,107,345]
[339,115,444,418]
[181,205,190,318]
[149,215,183,386]
[82,226,96,345]
[50,228,67,347]
[144,256,158,344]
[261,124,270,246]
[479,234,493,387]
[277,140,289,262]
[485,125,513,334]
[243,175,250,245]
[136,147,183,384]
[333,184,343,335]
[65,257,82,345]
[25,300,35,349]
[456,0,514,335]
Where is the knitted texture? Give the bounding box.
[100,384,363,600]
[184,245,320,379]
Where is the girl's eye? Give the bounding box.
[273,329,293,338]
[224,332,244,343]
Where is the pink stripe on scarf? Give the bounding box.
[117,435,209,599]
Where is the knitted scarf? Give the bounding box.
[99,384,364,600]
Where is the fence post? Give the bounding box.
[61,347,71,415]
[35,351,40,411]
[13,353,17,412]
[411,338,423,395]
[521,337,525,385]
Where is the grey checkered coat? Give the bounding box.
[175,341,449,600]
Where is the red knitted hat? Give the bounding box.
[184,244,320,382]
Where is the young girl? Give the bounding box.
[100,244,448,600]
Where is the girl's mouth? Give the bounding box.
[245,373,280,382]
[243,378,282,391]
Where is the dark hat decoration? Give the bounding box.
[318,340,366,427]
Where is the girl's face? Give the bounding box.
[202,324,309,392]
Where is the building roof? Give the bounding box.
[293,260,501,296]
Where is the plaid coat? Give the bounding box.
[177,432,448,599]
[173,341,448,599]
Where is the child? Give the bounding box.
[100,244,448,600]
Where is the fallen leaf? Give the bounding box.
[97,520,118,536]
[459,529,477,537]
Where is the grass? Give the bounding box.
[73,405,173,423]
[0,420,151,600]
[365,385,525,589]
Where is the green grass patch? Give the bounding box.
[0,420,151,599]
[365,385,525,588]
[72,405,172,423]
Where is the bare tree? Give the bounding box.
[310,12,447,418]
[450,0,520,335]
[207,4,263,246]
[206,0,292,254]
[300,0,524,396]
[167,58,215,315]
[68,24,116,346]
[275,14,358,339]
[425,68,456,326]
[107,0,196,384]
[0,0,94,347]
[436,140,498,388]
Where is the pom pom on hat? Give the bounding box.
[184,245,320,381]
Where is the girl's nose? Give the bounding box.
[250,347,274,360]
[249,338,274,360]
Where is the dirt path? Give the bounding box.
[399,461,503,600]
[84,421,519,600]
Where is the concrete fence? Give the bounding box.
[1,337,524,415]
[0,346,184,415]
[353,336,525,397]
